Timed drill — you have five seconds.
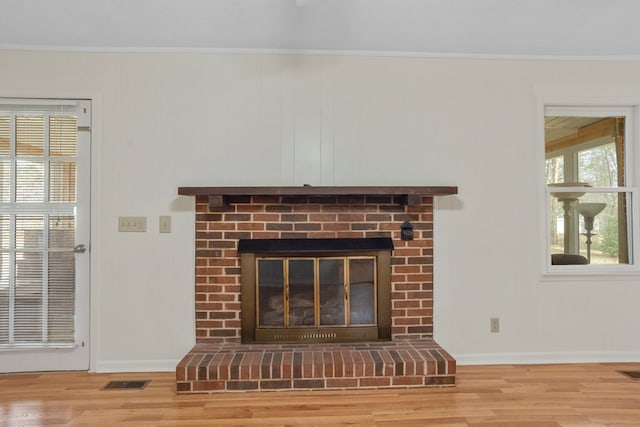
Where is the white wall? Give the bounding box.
[1,50,639,371]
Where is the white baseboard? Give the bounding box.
[94,359,178,373]
[454,351,640,366]
[92,352,640,372]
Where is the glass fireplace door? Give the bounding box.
[256,259,284,327]
[319,259,345,326]
[255,256,377,331]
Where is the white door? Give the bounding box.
[0,99,90,372]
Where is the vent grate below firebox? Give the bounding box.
[256,326,379,343]
[274,332,338,340]
[102,380,150,390]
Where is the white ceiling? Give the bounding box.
[2,0,640,58]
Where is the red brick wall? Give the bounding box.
[193,194,434,344]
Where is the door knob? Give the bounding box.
[73,244,87,253]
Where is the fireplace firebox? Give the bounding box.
[239,238,393,343]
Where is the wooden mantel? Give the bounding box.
[178,186,458,207]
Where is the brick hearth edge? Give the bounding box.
[177,339,455,393]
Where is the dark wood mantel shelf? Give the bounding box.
[178,186,458,207]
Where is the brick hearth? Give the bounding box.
[177,340,454,392]
[176,187,457,393]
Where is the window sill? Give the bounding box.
[541,266,640,282]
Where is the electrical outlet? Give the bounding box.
[118,216,147,232]
[490,317,500,333]
[159,215,171,233]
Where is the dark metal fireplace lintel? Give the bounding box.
[238,237,394,254]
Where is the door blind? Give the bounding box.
[0,104,79,348]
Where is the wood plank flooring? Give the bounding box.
[1,363,640,426]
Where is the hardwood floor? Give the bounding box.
[1,363,640,426]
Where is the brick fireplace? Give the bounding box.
[176,186,457,393]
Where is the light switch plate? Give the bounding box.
[159,215,171,233]
[118,216,147,232]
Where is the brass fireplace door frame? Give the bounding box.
[240,250,391,343]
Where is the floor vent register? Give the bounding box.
[102,380,150,390]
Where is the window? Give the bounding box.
[544,107,637,271]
